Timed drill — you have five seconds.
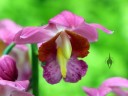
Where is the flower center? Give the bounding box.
[56,32,72,78]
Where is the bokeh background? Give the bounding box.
[0,0,128,96]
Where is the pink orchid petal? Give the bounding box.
[100,77,128,89]
[0,19,27,51]
[112,87,128,96]
[83,87,111,96]
[73,23,98,42]
[64,56,88,82]
[0,80,30,95]
[0,19,22,33]
[14,80,29,90]
[14,27,55,44]
[89,23,113,34]
[44,23,58,32]
[43,55,62,84]
[0,80,29,91]
[83,87,99,96]
[49,11,84,28]
[0,29,14,44]
[100,77,128,95]
[0,19,22,44]
[83,77,128,96]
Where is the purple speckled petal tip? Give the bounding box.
[43,55,62,84]
[64,56,88,83]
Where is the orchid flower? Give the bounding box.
[14,11,112,84]
[83,77,128,96]
[0,55,33,96]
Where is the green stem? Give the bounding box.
[30,44,39,96]
[3,43,15,55]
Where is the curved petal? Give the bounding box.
[64,56,88,83]
[83,87,99,96]
[100,77,128,95]
[66,30,90,58]
[89,23,113,34]
[0,80,31,96]
[100,77,128,88]
[14,80,29,90]
[14,27,55,44]
[44,23,58,32]
[73,23,98,42]
[42,55,62,84]
[49,11,84,28]
[112,87,128,96]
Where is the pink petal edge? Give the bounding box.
[89,23,113,34]
[49,10,84,28]
[13,27,55,44]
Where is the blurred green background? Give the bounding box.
[0,0,128,96]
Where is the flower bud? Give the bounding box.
[0,55,18,81]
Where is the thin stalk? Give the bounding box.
[3,43,15,55]
[30,44,39,96]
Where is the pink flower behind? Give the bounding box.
[0,19,22,45]
[0,55,18,81]
[0,55,33,96]
[0,19,31,81]
[14,11,112,84]
[0,80,33,96]
[110,87,128,96]
[10,48,31,81]
[83,77,128,96]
